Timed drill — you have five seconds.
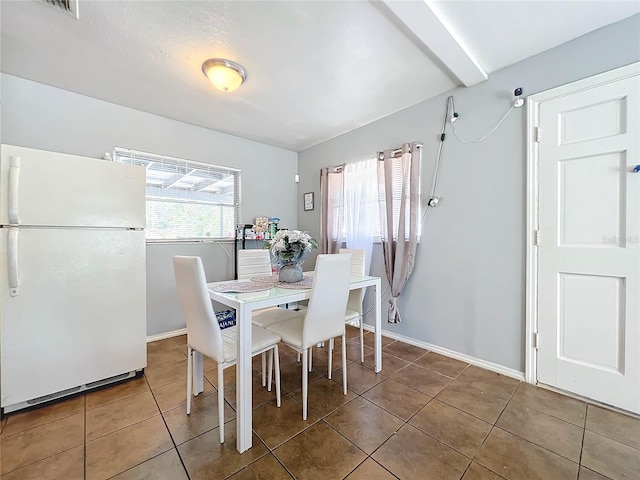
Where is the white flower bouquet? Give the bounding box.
[264,229,319,266]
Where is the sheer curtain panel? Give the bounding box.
[320,166,344,254]
[343,158,377,274]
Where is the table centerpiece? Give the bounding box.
[265,229,319,283]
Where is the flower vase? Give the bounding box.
[279,262,303,283]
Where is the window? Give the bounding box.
[114,148,240,241]
[326,155,421,243]
[376,154,421,242]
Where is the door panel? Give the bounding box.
[1,227,146,407]
[558,273,624,373]
[559,151,625,246]
[559,95,625,145]
[0,145,145,228]
[537,73,639,413]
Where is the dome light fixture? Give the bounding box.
[202,58,246,92]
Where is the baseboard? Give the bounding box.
[149,325,525,381]
[361,324,525,382]
[147,328,187,343]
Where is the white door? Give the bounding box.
[536,65,639,413]
[0,144,145,228]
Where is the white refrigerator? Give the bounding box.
[0,144,147,413]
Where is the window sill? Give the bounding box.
[146,238,235,245]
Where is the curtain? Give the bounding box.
[378,142,421,323]
[343,158,377,274]
[320,166,344,254]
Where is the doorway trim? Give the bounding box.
[525,62,640,385]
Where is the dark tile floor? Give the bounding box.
[1,327,639,479]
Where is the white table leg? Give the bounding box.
[194,351,204,394]
[236,303,253,453]
[374,278,382,373]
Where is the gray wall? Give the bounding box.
[297,15,640,372]
[1,74,298,335]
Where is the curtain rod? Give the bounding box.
[328,141,424,170]
[378,142,423,160]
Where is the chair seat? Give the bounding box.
[252,307,301,328]
[344,309,360,322]
[265,316,306,349]
[221,325,282,363]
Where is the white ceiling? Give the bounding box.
[1,1,638,151]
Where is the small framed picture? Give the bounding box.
[304,192,314,211]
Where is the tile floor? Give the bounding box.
[1,327,639,479]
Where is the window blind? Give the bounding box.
[114,148,240,241]
[377,153,421,242]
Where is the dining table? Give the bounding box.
[199,273,382,453]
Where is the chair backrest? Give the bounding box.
[237,249,272,279]
[173,255,225,363]
[302,253,352,348]
[339,248,366,314]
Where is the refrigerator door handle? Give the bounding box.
[8,156,20,225]
[8,227,20,296]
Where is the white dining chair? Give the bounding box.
[308,249,366,367]
[236,249,300,385]
[237,249,303,326]
[173,255,282,443]
[266,253,352,420]
[339,248,367,362]
[236,248,272,280]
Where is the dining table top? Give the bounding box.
[207,274,381,305]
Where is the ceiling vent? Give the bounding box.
[41,0,79,19]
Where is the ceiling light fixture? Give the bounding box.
[201,58,246,92]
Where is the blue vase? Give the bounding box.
[279,263,303,283]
